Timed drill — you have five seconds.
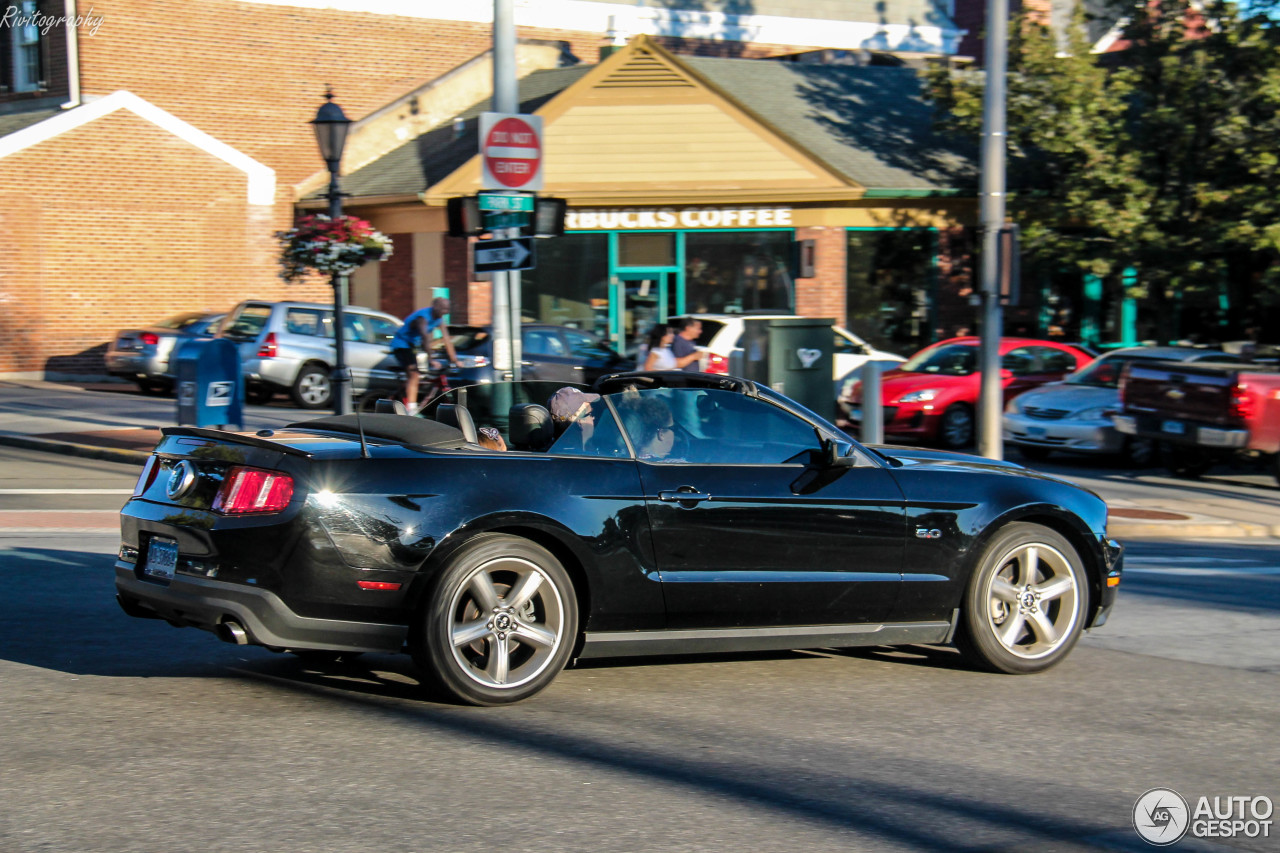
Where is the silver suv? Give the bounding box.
[220,300,403,409]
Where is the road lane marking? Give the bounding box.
[1124,567,1280,576]
[0,489,133,494]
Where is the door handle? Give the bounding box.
[659,489,711,504]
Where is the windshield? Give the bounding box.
[900,343,978,376]
[156,312,209,331]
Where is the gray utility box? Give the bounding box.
[739,317,835,420]
[174,337,244,428]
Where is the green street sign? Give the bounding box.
[478,192,535,213]
[482,211,531,230]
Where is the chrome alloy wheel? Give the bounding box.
[447,556,567,689]
[297,371,331,406]
[982,542,1082,659]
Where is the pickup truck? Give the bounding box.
[1113,360,1280,483]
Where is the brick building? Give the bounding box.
[0,0,968,377]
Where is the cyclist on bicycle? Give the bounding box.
[390,297,458,414]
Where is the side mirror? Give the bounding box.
[822,438,856,468]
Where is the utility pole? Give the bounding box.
[977,0,1009,460]
[491,0,519,382]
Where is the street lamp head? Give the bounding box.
[311,89,351,173]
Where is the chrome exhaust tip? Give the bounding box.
[217,620,249,645]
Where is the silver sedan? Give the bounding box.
[1003,346,1239,463]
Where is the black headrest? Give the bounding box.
[374,398,408,416]
[436,403,478,444]
[509,403,553,451]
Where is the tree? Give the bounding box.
[923,0,1280,341]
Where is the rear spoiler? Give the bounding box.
[160,426,315,458]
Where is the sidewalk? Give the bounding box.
[2,378,1277,540]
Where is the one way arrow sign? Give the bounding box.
[472,237,535,273]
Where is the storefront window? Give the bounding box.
[846,229,935,354]
[685,232,793,314]
[521,233,610,338]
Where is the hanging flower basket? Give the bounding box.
[276,214,393,283]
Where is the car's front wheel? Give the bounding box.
[956,523,1088,674]
[938,403,974,449]
[290,364,332,409]
[416,534,578,706]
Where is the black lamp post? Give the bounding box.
[311,90,353,415]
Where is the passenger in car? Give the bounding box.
[477,426,506,452]
[547,387,601,454]
[620,395,681,461]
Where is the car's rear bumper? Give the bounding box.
[115,565,407,653]
[1113,414,1249,449]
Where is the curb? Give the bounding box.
[1107,520,1278,540]
[0,432,150,464]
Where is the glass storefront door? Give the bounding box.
[611,271,677,359]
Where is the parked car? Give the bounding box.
[115,371,1122,705]
[219,301,404,408]
[435,323,633,386]
[842,337,1095,449]
[1004,346,1240,464]
[105,311,225,395]
[670,313,906,396]
[1114,357,1280,483]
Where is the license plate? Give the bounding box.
[1027,426,1046,436]
[143,537,178,581]
[1161,420,1185,435]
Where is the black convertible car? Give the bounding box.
[116,372,1123,705]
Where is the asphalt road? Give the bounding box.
[1,447,1277,852]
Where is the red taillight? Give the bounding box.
[705,353,729,374]
[1230,382,1254,423]
[212,466,294,514]
[132,456,160,498]
[257,332,278,358]
[139,332,160,346]
[357,581,402,591]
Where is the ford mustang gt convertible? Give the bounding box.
[116,372,1123,705]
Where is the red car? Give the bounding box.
[842,337,1095,448]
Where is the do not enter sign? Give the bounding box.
[480,112,544,191]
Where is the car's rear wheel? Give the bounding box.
[956,523,1088,674]
[291,364,332,409]
[137,379,171,396]
[938,403,974,449]
[416,534,577,706]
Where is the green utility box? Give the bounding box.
[739,317,835,420]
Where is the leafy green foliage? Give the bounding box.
[922,0,1280,335]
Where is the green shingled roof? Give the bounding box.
[316,66,592,200]
[330,55,975,201]
[685,56,975,192]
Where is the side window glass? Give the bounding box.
[225,306,271,340]
[344,314,374,343]
[284,308,326,336]
[616,388,817,464]
[1001,347,1036,376]
[1038,347,1075,373]
[564,328,610,358]
[369,316,399,344]
[523,330,565,357]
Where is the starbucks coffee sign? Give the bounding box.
[565,206,794,230]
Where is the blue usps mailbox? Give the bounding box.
[174,337,244,428]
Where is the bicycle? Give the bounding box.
[357,362,452,415]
